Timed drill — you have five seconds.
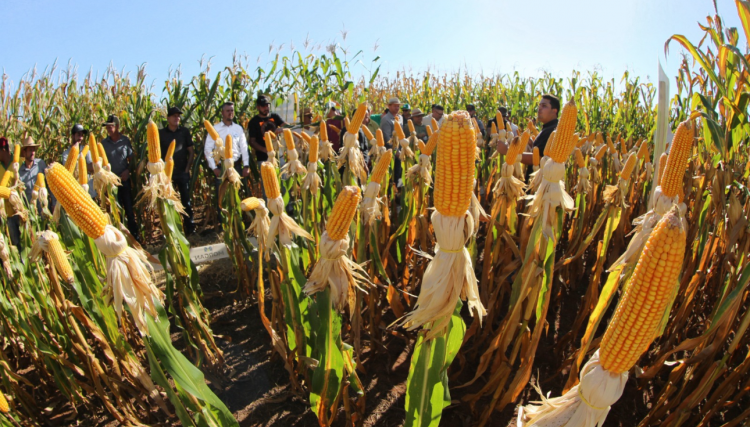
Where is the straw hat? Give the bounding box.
[21,135,40,149]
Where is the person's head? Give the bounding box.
[21,136,39,163]
[387,97,401,115]
[0,138,9,163]
[466,104,476,117]
[401,103,411,120]
[222,102,235,122]
[363,108,371,125]
[498,107,510,123]
[102,115,120,137]
[411,108,425,125]
[537,94,560,124]
[303,107,313,125]
[167,106,183,128]
[256,96,270,116]
[431,104,444,121]
[70,124,88,144]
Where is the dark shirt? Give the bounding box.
[327,118,343,152]
[248,113,285,161]
[473,117,486,137]
[533,118,558,156]
[159,125,193,175]
[101,134,134,176]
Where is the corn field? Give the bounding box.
[0,3,750,427]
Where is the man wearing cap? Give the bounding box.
[404,108,428,143]
[401,103,412,124]
[62,124,95,198]
[160,107,196,235]
[428,104,446,129]
[247,96,285,168]
[101,114,140,240]
[466,104,486,138]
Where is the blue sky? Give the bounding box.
[0,0,743,91]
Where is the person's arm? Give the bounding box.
[239,127,250,177]
[203,133,219,176]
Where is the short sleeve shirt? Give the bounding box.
[101,135,134,176]
[248,113,285,161]
[18,158,47,203]
[159,126,193,174]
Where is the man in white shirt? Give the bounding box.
[204,102,250,226]
[428,104,446,129]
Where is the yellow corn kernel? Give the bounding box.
[371,149,393,184]
[0,187,10,199]
[308,136,320,163]
[78,156,87,185]
[326,186,362,240]
[361,125,374,141]
[283,129,295,151]
[533,146,540,167]
[472,118,479,133]
[48,234,75,284]
[595,144,608,161]
[80,144,90,160]
[344,117,350,130]
[637,141,650,161]
[600,208,686,374]
[495,112,503,130]
[204,120,221,142]
[89,133,100,163]
[165,158,174,180]
[546,130,557,155]
[418,140,426,152]
[320,121,328,141]
[394,120,405,140]
[607,135,616,154]
[576,134,586,147]
[658,152,668,184]
[376,129,385,147]
[426,125,433,137]
[165,140,176,161]
[574,148,585,168]
[241,197,263,212]
[621,138,629,155]
[408,119,416,134]
[620,153,637,180]
[98,143,109,167]
[661,120,693,199]
[65,144,80,173]
[547,99,578,163]
[505,136,525,166]
[299,131,312,143]
[432,117,439,131]
[423,131,439,156]
[264,131,274,152]
[505,121,512,134]
[348,103,367,134]
[46,163,108,239]
[261,162,280,199]
[224,134,233,160]
[0,171,12,187]
[34,173,45,191]
[527,119,538,137]
[13,144,20,164]
[329,124,341,134]
[0,391,8,413]
[147,120,161,163]
[435,111,476,217]
[490,121,498,135]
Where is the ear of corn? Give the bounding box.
[376,129,385,147]
[147,120,161,163]
[89,133,100,163]
[65,144,80,173]
[224,134,233,159]
[241,197,263,212]
[637,141,650,160]
[97,143,109,167]
[418,140,426,152]
[0,391,8,413]
[80,144,90,159]
[394,120,405,140]
[599,208,686,373]
[165,158,174,180]
[408,119,416,134]
[620,153,637,180]
[264,131,274,152]
[299,131,312,143]
[48,233,75,284]
[320,121,328,141]
[574,148,585,168]
[344,117,351,130]
[361,125,374,141]
[326,186,362,240]
[13,144,20,163]
[261,162,280,199]
[496,112,503,129]
[491,121,498,135]
[505,121,512,133]
[308,136,319,163]
[432,117,439,130]
[348,103,367,134]
[423,130,439,156]
[283,129,295,151]
[506,135,526,166]
[435,111,476,217]
[0,187,11,199]
[658,152,668,184]
[661,120,693,199]
[204,120,221,142]
[533,146,540,167]
[165,140,176,160]
[595,144,608,161]
[371,149,392,184]
[78,156,88,185]
[46,163,107,239]
[547,99,578,163]
[426,125,433,137]
[34,173,45,190]
[0,171,12,187]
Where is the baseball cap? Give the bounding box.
[401,103,411,111]
[167,106,183,116]
[466,104,476,111]
[102,115,120,127]
[71,124,88,135]
[256,95,270,106]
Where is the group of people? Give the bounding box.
[0,92,562,244]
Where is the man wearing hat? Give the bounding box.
[62,124,95,198]
[404,108,429,143]
[18,136,47,209]
[101,114,140,241]
[159,107,195,235]
[247,95,285,167]
[466,104,485,138]
[401,103,412,124]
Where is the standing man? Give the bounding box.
[380,97,403,182]
[401,103,412,124]
[62,124,95,198]
[18,136,47,204]
[466,104,486,137]
[496,94,559,167]
[404,108,428,142]
[101,115,140,241]
[247,95,285,170]
[159,107,196,235]
[204,102,251,221]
